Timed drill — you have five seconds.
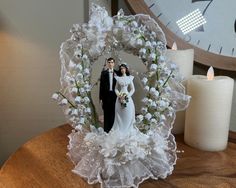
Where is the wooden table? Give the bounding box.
[1,124,236,188]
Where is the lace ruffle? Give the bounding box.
[67,127,176,188]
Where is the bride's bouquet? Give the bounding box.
[118,92,129,108]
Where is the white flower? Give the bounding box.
[117,8,124,19]
[145,41,152,48]
[160,114,166,121]
[149,53,156,61]
[163,86,171,93]
[84,84,91,92]
[150,101,157,108]
[150,64,158,71]
[157,80,164,86]
[154,112,160,118]
[74,50,82,57]
[159,55,165,62]
[80,98,85,103]
[60,98,68,105]
[145,113,152,120]
[131,21,138,27]
[71,87,78,95]
[51,93,59,100]
[84,68,90,76]
[85,107,91,114]
[149,87,156,94]
[152,41,157,47]
[159,100,168,108]
[76,73,83,80]
[129,37,136,47]
[141,107,148,114]
[83,97,90,104]
[79,88,86,95]
[141,77,148,85]
[145,125,150,130]
[136,38,143,46]
[147,99,153,106]
[154,91,160,99]
[75,64,83,72]
[144,86,149,92]
[79,117,85,124]
[149,88,159,99]
[75,96,81,104]
[150,118,157,124]
[141,97,149,105]
[69,60,76,69]
[136,115,144,123]
[82,54,88,61]
[151,31,156,37]
[77,44,82,49]
[156,41,165,50]
[64,76,74,84]
[139,48,146,56]
[72,109,79,116]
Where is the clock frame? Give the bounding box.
[124,0,236,72]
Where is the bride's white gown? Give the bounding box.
[111,75,136,135]
[67,75,177,188]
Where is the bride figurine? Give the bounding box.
[111,63,136,135]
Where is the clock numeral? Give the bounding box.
[232,48,235,56]
[197,40,200,45]
[192,0,213,15]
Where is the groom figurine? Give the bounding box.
[99,57,117,133]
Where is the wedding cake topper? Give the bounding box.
[52,4,190,188]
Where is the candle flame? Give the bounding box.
[207,66,214,80]
[172,42,177,50]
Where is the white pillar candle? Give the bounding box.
[166,43,194,134]
[185,67,234,151]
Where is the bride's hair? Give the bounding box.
[118,63,130,76]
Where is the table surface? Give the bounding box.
[1,124,236,188]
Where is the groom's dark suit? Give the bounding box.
[99,69,117,133]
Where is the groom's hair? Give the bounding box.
[107,57,115,63]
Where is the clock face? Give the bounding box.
[144,0,236,58]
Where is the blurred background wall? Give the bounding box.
[0,0,90,166]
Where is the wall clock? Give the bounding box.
[125,0,236,71]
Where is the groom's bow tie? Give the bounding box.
[108,70,113,73]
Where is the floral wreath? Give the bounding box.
[52,4,190,188]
